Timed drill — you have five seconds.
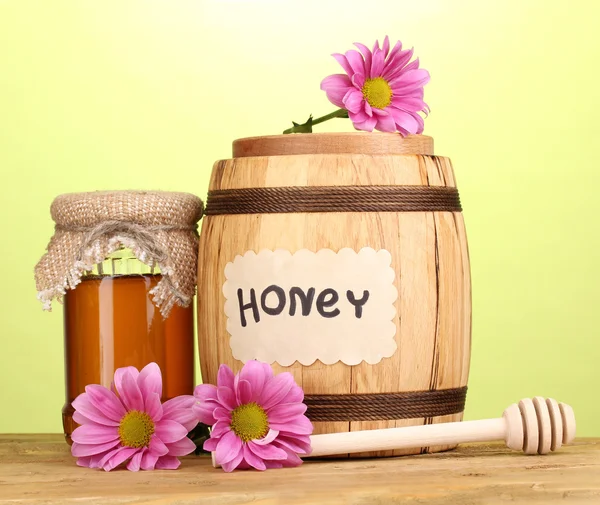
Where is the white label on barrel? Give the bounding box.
[222,247,398,367]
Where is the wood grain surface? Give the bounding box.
[232,132,434,157]
[197,133,471,457]
[0,435,598,505]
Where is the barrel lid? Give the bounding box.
[232,132,434,158]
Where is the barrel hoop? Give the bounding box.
[304,386,467,422]
[205,185,462,214]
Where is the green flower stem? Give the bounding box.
[283,108,349,134]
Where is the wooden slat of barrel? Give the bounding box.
[418,156,471,454]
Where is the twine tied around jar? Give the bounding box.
[34,191,204,318]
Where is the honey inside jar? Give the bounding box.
[61,253,194,444]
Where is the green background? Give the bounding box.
[0,0,598,436]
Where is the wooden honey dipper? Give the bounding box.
[211,397,575,467]
[307,397,575,458]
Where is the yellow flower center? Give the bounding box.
[230,402,269,443]
[362,77,393,109]
[118,410,155,448]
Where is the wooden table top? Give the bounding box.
[0,435,598,504]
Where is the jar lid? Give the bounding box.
[35,190,204,317]
[50,190,203,227]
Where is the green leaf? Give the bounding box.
[284,114,314,134]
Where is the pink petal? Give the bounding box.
[345,49,366,76]
[71,424,119,444]
[217,364,235,390]
[72,410,89,426]
[371,106,389,117]
[349,113,377,132]
[389,107,422,134]
[348,110,370,124]
[193,385,219,425]
[352,119,377,132]
[221,450,244,473]
[239,360,271,402]
[217,386,236,410]
[375,112,397,132]
[400,58,421,74]
[267,403,307,423]
[165,437,196,457]
[215,430,243,465]
[166,394,197,414]
[259,373,296,411]
[382,36,390,58]
[383,48,414,80]
[351,72,365,89]
[101,446,140,472]
[145,393,163,422]
[371,48,385,77]
[386,40,403,64]
[247,440,288,461]
[76,456,92,468]
[391,96,427,112]
[269,415,313,435]
[279,447,304,468]
[141,450,159,470]
[149,434,169,457]
[137,362,163,405]
[97,446,121,467]
[402,86,424,99]
[273,435,312,455]
[331,53,353,76]
[119,371,144,412]
[85,385,126,422]
[112,366,140,397]
[71,439,120,457]
[414,113,425,134]
[72,394,120,426]
[353,42,372,79]
[236,379,252,405]
[193,384,218,403]
[264,460,284,469]
[203,436,219,452]
[343,89,364,114]
[214,407,232,422]
[155,419,188,444]
[364,101,373,117]
[193,403,217,427]
[164,397,198,430]
[76,453,105,468]
[211,421,231,438]
[164,407,198,432]
[252,429,279,446]
[280,385,304,405]
[155,455,181,470]
[320,74,353,108]
[243,444,266,471]
[126,449,144,471]
[389,69,430,91]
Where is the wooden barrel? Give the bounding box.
[197,132,471,457]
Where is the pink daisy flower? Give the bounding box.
[70,363,198,471]
[320,36,430,135]
[194,361,313,472]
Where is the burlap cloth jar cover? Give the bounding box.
[35,191,204,317]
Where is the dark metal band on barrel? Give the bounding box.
[205,185,462,214]
[304,386,468,422]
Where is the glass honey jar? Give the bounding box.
[35,191,203,444]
